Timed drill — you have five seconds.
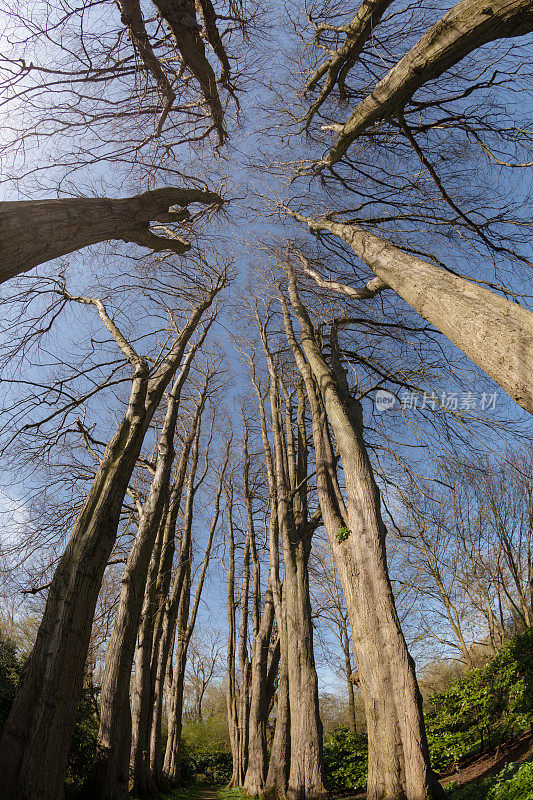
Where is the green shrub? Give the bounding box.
[426,627,533,772]
[0,635,22,732]
[323,726,368,791]
[445,756,533,800]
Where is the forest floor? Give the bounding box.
[439,729,533,790]
[153,736,533,800]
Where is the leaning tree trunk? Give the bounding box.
[0,290,220,800]
[131,397,207,796]
[162,441,228,786]
[292,212,533,415]
[282,277,444,800]
[95,357,196,800]
[323,0,533,165]
[0,187,221,283]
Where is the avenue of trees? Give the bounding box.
[0,0,531,799]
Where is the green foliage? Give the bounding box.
[180,718,232,784]
[323,726,368,791]
[0,634,23,732]
[216,788,246,800]
[65,688,99,797]
[445,756,533,800]
[425,628,533,772]
[335,526,351,542]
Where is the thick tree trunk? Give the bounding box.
[282,278,444,800]
[0,187,221,283]
[264,609,290,800]
[242,585,276,796]
[0,290,220,800]
[283,542,326,800]
[293,212,533,414]
[324,0,533,165]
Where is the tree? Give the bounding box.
[0,269,227,800]
[280,269,444,800]
[0,188,222,284]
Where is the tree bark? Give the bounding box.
[130,393,208,796]
[259,338,327,800]
[242,584,276,796]
[162,439,228,786]
[264,608,290,800]
[323,0,533,165]
[0,187,221,283]
[281,277,444,800]
[291,212,533,414]
[95,342,203,800]
[0,286,222,800]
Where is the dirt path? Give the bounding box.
[440,730,533,789]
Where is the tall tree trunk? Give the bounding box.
[0,288,221,800]
[265,366,326,800]
[95,340,202,800]
[242,585,276,796]
[291,212,533,414]
[281,276,444,800]
[226,482,242,787]
[340,623,357,734]
[162,440,228,786]
[0,188,221,282]
[131,394,207,796]
[264,604,290,800]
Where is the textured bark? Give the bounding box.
[152,0,227,143]
[281,278,444,800]
[324,0,533,165]
[293,212,533,414]
[0,188,222,284]
[264,612,290,800]
[95,342,202,800]
[130,395,208,796]
[242,587,276,795]
[128,512,168,800]
[162,440,229,785]
[259,333,326,800]
[0,288,221,800]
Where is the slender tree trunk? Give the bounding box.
[226,483,242,787]
[292,212,533,414]
[341,624,357,734]
[131,391,209,796]
[129,511,167,799]
[0,289,220,800]
[96,346,200,800]
[281,277,444,800]
[0,187,221,282]
[162,441,228,786]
